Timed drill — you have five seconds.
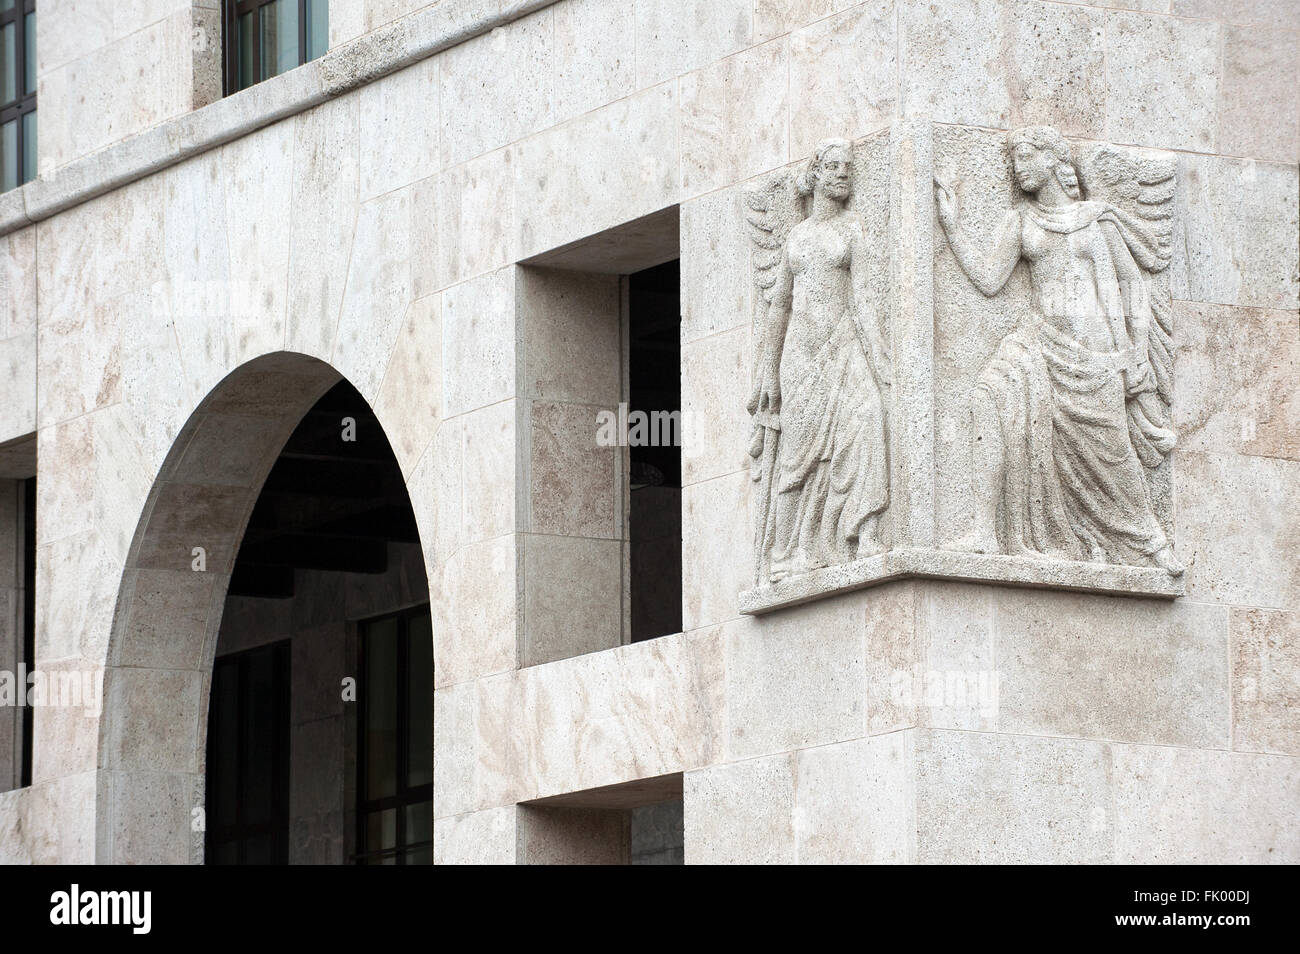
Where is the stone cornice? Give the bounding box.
[0,0,557,237]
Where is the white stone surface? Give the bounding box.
[3,0,1297,867]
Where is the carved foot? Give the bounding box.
[855,536,886,559]
[946,528,1001,555]
[1152,546,1184,576]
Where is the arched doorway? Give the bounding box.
[98,352,432,864]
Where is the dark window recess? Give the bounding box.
[205,640,292,865]
[628,259,683,642]
[19,475,33,788]
[223,0,328,95]
[0,0,37,191]
[355,605,432,865]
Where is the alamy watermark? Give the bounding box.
[0,666,104,719]
[594,402,701,458]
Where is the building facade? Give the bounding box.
[0,0,1298,863]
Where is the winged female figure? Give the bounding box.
[745,138,891,585]
[934,126,1182,575]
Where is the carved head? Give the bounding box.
[1007,126,1080,199]
[797,138,854,202]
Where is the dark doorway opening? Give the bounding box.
[204,379,431,864]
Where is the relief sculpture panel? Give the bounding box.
[740,123,1188,615]
[934,126,1182,577]
[744,138,893,587]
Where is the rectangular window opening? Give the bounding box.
[0,1,37,191]
[627,259,683,643]
[354,604,432,865]
[204,639,292,864]
[223,0,328,95]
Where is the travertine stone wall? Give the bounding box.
[0,0,1294,863]
[36,1,222,174]
[0,230,36,445]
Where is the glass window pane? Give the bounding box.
[0,1,13,13]
[210,659,240,828]
[242,834,273,865]
[260,0,300,80]
[365,808,397,864]
[237,11,256,91]
[404,800,431,850]
[305,0,328,62]
[24,11,34,94]
[2,118,16,192]
[209,840,239,866]
[1,22,15,104]
[242,650,276,824]
[21,110,34,184]
[407,612,432,788]
[364,617,398,801]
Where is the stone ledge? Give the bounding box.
[0,0,559,238]
[739,547,1185,614]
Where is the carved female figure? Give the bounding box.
[746,139,891,583]
[934,126,1182,574]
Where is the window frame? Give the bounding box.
[204,639,293,865]
[354,603,433,866]
[0,0,37,189]
[19,476,33,787]
[222,0,325,96]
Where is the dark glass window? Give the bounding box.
[356,605,432,865]
[628,260,683,642]
[205,640,292,865]
[0,0,36,191]
[224,0,328,95]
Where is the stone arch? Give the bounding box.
[96,350,422,863]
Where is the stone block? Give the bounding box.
[634,0,753,88]
[434,805,519,863]
[360,55,440,201]
[914,729,1113,864]
[684,753,795,864]
[1232,608,1300,755]
[441,266,516,417]
[514,83,679,261]
[789,3,895,161]
[1219,24,1300,162]
[681,325,752,486]
[432,534,518,688]
[553,0,635,123]
[436,146,517,288]
[438,8,553,167]
[1111,743,1300,863]
[1104,11,1219,151]
[462,398,517,543]
[521,534,621,667]
[1178,451,1300,610]
[680,39,789,196]
[527,401,617,539]
[1173,153,1299,311]
[723,595,868,761]
[376,294,443,480]
[794,732,914,863]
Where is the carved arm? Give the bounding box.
[934,180,1022,297]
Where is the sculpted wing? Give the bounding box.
[743,169,804,323]
[742,169,803,583]
[1080,144,1178,467]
